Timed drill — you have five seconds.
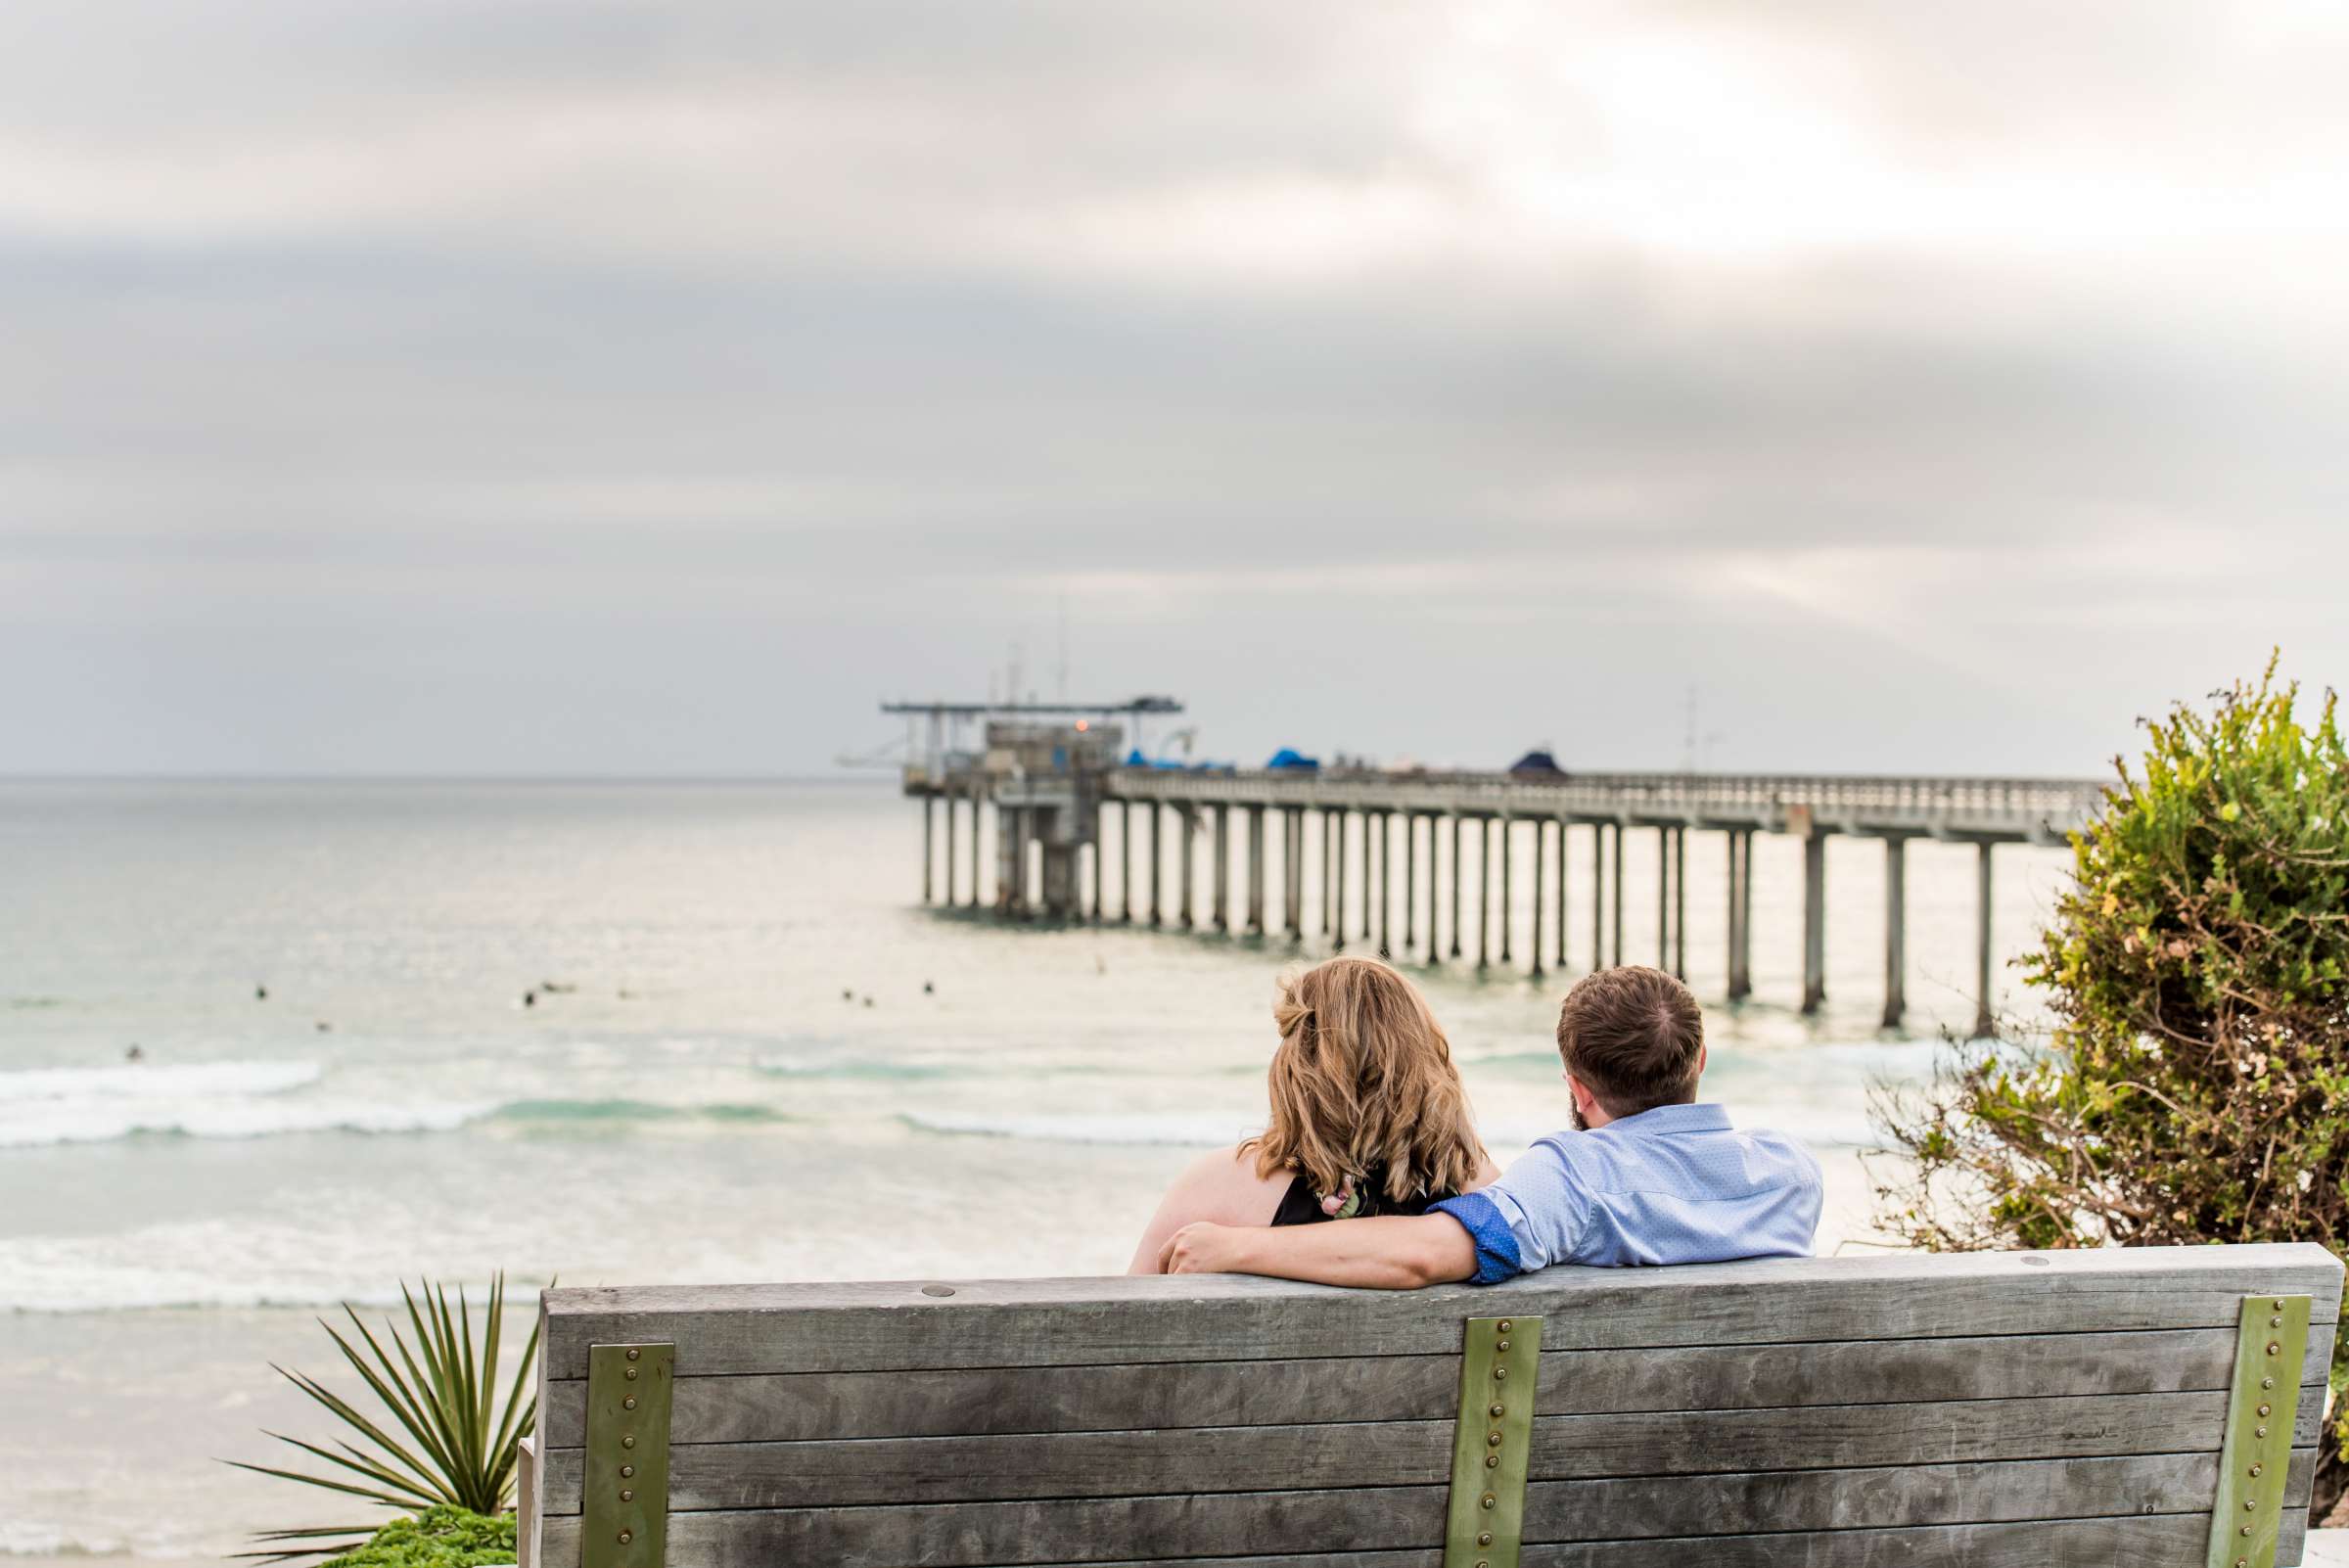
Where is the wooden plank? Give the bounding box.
[539,1324,2334,1446]
[539,1245,2342,1378]
[538,1453,2312,1568]
[538,1388,2323,1513]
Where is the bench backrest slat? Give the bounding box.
[530,1243,2341,1568]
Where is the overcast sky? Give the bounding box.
[6,0,2346,777]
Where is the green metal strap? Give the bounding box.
[582,1343,673,1568]
[1444,1314,1542,1568]
[2207,1294,2310,1568]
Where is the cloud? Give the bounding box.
[2,0,2346,774]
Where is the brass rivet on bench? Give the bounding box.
[2208,1295,2309,1568]
[1478,1533,1492,1546]
[1497,1319,1511,1332]
[1488,1432,1502,1447]
[1481,1494,1496,1509]
[1491,1365,1506,1381]
[585,1342,671,1568]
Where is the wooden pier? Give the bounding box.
[893,703,2104,1035]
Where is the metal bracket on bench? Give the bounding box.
[2207,1295,2309,1568]
[582,1343,674,1568]
[1444,1314,1542,1568]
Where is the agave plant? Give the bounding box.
[229,1273,542,1559]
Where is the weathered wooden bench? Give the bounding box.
[519,1243,2340,1568]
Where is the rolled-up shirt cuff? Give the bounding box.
[1430,1190,1521,1284]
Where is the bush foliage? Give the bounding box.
[317,1507,515,1568]
[1872,663,2349,1476]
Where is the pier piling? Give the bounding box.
[1403,813,1417,953]
[1655,826,1669,968]
[1498,816,1513,965]
[943,793,957,905]
[1801,831,1827,1014]
[1120,802,1133,923]
[1246,807,1266,936]
[1883,838,1908,1028]
[1590,823,1606,972]
[1727,829,1753,1000]
[1149,806,1163,928]
[1610,821,1626,965]
[1474,816,1490,970]
[1530,819,1546,980]
[1673,827,1687,980]
[1973,843,1996,1038]
[1426,814,1443,966]
[1212,805,1229,932]
[1376,812,1392,957]
[1553,815,1568,972]
[922,798,934,902]
[1437,816,1456,962]
[1286,807,1304,941]
[1333,811,1348,951]
[1178,807,1197,930]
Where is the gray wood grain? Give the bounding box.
[539,1245,2343,1378]
[539,1324,2334,1447]
[537,1452,2312,1567]
[538,1388,2323,1513]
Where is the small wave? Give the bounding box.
[755,1054,950,1081]
[902,1110,1257,1147]
[0,1059,485,1149]
[3,1058,322,1100]
[494,1098,790,1125]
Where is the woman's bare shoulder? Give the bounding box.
[1126,1143,1293,1273]
[1174,1144,1295,1225]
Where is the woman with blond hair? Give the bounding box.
[1128,956,1497,1272]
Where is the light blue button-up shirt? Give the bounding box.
[1431,1103,1821,1281]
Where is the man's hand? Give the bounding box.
[1158,1221,1246,1274]
[1154,1214,1477,1289]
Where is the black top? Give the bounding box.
[1270,1164,1452,1226]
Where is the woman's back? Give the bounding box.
[1128,957,1495,1272]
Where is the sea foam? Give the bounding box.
[0,1058,484,1148]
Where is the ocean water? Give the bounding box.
[0,779,2073,1558]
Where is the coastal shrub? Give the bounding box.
[315,1506,516,1568]
[1870,661,2349,1507]
[232,1273,540,1558]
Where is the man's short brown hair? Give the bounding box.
[1556,965,1705,1115]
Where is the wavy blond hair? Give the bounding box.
[1243,957,1486,1205]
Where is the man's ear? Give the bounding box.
[1566,1074,1592,1116]
[1695,1042,1708,1080]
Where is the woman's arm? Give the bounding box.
[1127,1146,1286,1273]
[1158,1213,1477,1289]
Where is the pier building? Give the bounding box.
[889,697,2105,1036]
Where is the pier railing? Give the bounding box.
[1101,767,2108,842]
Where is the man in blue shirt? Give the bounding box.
[1158,964,1822,1285]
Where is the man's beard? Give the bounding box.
[1571,1105,1589,1131]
